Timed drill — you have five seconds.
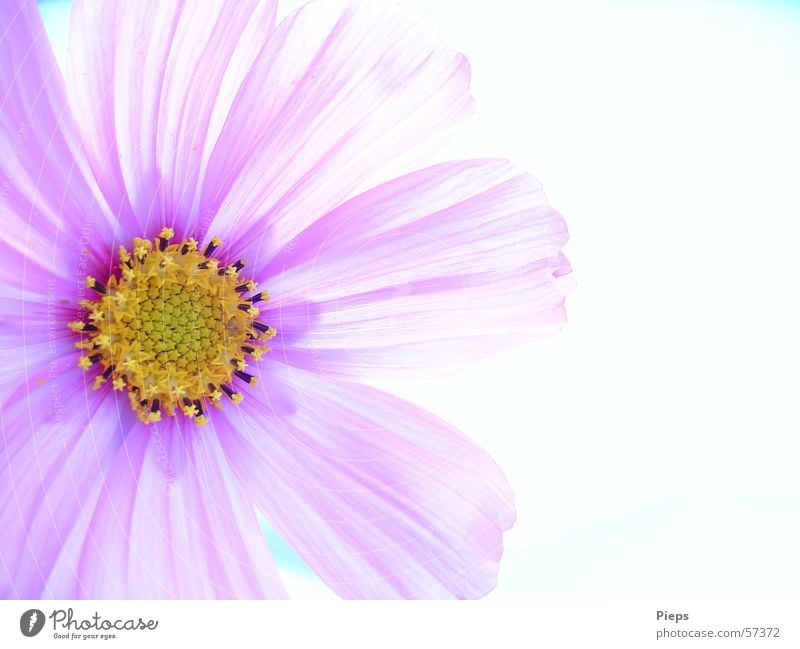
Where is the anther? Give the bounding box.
[181,397,198,417]
[238,304,259,316]
[218,259,246,276]
[207,383,223,401]
[158,227,174,251]
[134,239,151,261]
[234,370,257,386]
[221,384,243,403]
[181,237,198,255]
[252,322,275,337]
[236,280,257,293]
[203,236,222,258]
[85,276,106,294]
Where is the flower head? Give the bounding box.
[74,230,271,425]
[0,0,570,598]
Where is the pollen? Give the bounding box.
[69,231,275,426]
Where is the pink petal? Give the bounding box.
[198,0,474,257]
[66,0,278,236]
[0,1,127,536]
[0,0,118,277]
[222,361,515,599]
[0,262,94,408]
[0,373,130,598]
[0,7,129,596]
[265,159,571,378]
[75,416,286,598]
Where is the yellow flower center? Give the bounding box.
[69,228,275,425]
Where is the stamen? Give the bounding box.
[203,236,222,258]
[85,276,106,294]
[181,238,197,255]
[238,304,259,317]
[67,230,273,424]
[234,370,257,386]
[220,384,243,404]
[219,259,246,276]
[158,227,174,251]
[181,397,199,417]
[236,280,257,293]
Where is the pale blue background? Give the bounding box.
[37,0,800,599]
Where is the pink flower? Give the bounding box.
[0,0,570,598]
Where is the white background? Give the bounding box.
[39,0,800,600]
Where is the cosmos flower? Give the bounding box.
[0,0,570,598]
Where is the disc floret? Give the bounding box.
[69,229,275,425]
